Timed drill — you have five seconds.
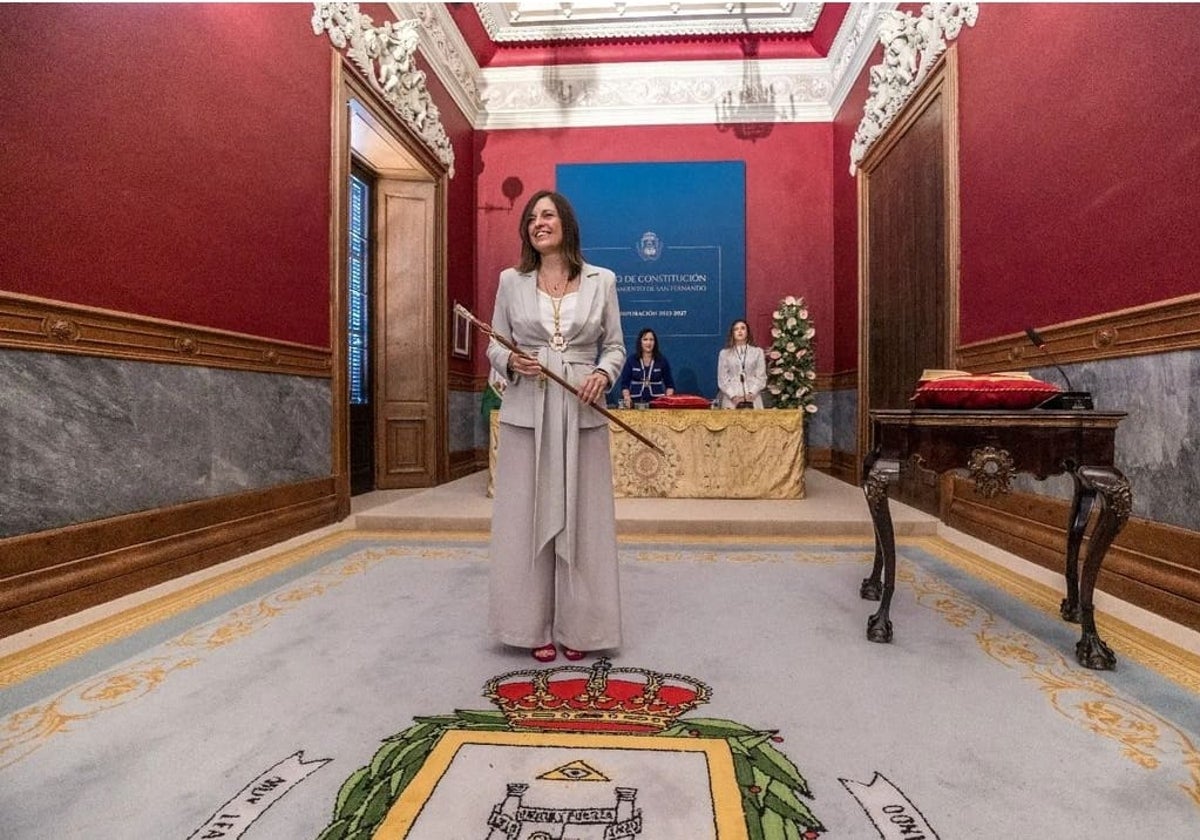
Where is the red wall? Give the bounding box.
[473,123,834,378]
[0,4,332,347]
[830,43,880,373]
[413,52,479,378]
[829,3,1200,362]
[956,3,1200,342]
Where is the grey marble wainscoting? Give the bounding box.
[830,387,859,461]
[806,389,834,451]
[448,388,480,456]
[1014,350,1199,533]
[1,349,331,538]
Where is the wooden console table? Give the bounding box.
[861,409,1130,670]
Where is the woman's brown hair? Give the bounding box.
[724,319,754,348]
[516,190,585,279]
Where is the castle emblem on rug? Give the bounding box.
[313,659,824,839]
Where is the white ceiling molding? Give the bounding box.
[478,57,834,129]
[474,2,824,41]
[391,2,895,134]
[392,2,485,127]
[848,1,978,175]
[312,2,456,176]
[827,2,896,117]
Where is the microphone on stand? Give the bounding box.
[1024,326,1094,410]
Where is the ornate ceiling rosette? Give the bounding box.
[312,2,456,176]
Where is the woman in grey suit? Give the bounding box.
[486,190,626,663]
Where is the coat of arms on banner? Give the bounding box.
[315,659,824,839]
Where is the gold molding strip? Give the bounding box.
[958,293,1200,373]
[0,291,332,377]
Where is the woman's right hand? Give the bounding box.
[508,351,542,377]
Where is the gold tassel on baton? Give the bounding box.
[454,304,664,455]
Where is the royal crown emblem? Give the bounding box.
[483,658,712,734]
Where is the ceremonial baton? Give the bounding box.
[454,304,664,455]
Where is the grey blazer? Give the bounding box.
[487,263,625,429]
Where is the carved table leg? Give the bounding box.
[1060,471,1097,623]
[1069,465,1131,670]
[862,453,901,643]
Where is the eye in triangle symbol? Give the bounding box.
[537,759,611,782]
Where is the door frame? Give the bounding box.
[329,56,449,517]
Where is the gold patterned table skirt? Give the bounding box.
[488,408,805,499]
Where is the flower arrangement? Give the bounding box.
[766,295,818,413]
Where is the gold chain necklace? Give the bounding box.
[548,290,567,351]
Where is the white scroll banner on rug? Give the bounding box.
[839,771,940,840]
[187,751,331,840]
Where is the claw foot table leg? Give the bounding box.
[1068,466,1131,670]
[862,454,900,643]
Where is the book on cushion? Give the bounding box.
[909,369,1061,410]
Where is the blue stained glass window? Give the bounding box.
[348,172,370,405]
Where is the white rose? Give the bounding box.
[772,310,781,320]
[804,327,815,339]
[784,371,795,381]
[784,295,796,305]
[786,317,797,328]
[785,343,796,353]
[771,328,781,338]
[805,403,818,413]
[799,309,809,319]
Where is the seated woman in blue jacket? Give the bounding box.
[618,327,676,407]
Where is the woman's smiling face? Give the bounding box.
[527,196,563,255]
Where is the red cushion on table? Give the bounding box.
[649,394,712,409]
[910,377,1061,410]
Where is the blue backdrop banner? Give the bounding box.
[557,161,745,402]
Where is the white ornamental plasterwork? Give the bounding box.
[474,2,824,41]
[479,59,833,129]
[394,2,484,126]
[831,2,888,85]
[312,2,456,177]
[848,1,977,174]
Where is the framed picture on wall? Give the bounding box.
[452,304,471,359]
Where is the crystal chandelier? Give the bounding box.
[715,33,794,141]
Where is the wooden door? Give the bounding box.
[858,50,961,513]
[373,178,446,488]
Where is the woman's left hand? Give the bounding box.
[577,371,609,405]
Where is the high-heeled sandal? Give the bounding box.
[561,646,585,661]
[531,643,557,663]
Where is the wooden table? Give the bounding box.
[489,408,805,499]
[861,409,1130,669]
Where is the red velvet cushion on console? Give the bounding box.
[910,371,1061,410]
[649,394,712,409]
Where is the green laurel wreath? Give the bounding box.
[314,711,823,840]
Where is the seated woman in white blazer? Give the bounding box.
[486,189,626,665]
[716,318,766,409]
